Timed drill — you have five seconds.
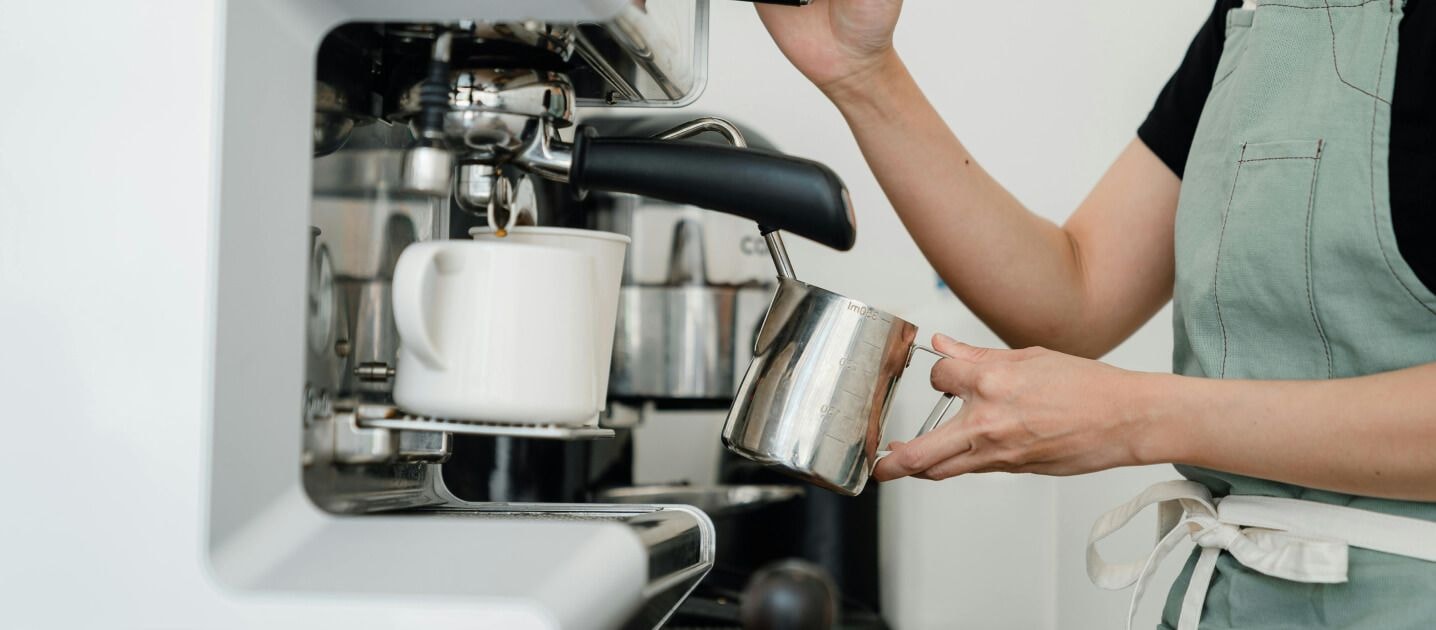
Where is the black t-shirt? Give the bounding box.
[1139,0,1435,292]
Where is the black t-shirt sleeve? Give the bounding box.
[1138,1,1240,178]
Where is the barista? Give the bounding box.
[757,1,1436,628]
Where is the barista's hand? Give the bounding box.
[755,0,904,98]
[874,334,1160,481]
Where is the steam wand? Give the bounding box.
[650,117,798,281]
[509,114,856,257]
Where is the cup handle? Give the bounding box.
[392,243,447,370]
[909,344,960,438]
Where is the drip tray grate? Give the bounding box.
[353,405,615,440]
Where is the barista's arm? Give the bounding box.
[824,53,1180,359]
[1152,361,1436,501]
[874,335,1436,503]
[759,2,1179,358]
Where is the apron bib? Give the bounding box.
[1092,1,1436,628]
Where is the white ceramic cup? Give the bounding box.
[391,239,602,424]
[469,227,630,405]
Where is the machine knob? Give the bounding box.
[739,559,839,630]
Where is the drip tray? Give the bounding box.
[355,404,616,440]
[417,503,716,630]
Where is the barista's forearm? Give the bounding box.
[1143,362,1436,502]
[825,54,1099,356]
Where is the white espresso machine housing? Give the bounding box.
[0,1,718,628]
[1,0,866,627]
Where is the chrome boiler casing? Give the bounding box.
[599,195,775,406]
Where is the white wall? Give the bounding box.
[637,2,1214,628]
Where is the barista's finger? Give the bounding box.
[921,448,1019,480]
[874,446,916,481]
[875,409,974,481]
[874,436,950,481]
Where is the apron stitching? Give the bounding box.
[1238,156,1317,163]
[1260,0,1381,10]
[1301,148,1335,378]
[1364,11,1436,316]
[1212,64,1240,90]
[1213,144,1249,378]
[1213,7,1255,91]
[1324,0,1393,105]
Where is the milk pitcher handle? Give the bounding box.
[908,344,960,438]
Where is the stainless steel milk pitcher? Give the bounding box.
[722,276,959,496]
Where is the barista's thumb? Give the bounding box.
[932,334,1000,363]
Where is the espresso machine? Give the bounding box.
[295,0,875,628]
[1,0,893,628]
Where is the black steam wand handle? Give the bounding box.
[569,128,857,254]
[648,118,798,280]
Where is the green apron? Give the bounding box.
[1162,0,1436,626]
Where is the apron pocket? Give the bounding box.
[1211,139,1331,379]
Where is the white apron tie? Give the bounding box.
[1088,480,1436,630]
